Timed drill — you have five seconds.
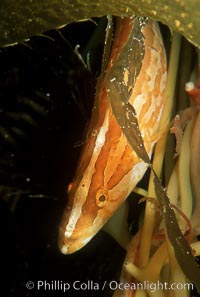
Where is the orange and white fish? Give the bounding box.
[58,17,167,254]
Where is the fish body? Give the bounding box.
[59,17,167,254]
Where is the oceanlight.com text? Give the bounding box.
[26,279,194,293]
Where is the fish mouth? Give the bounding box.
[58,231,94,254]
[58,221,96,254]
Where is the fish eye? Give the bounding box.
[96,188,108,208]
[98,194,106,202]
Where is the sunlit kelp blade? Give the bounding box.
[0,1,200,48]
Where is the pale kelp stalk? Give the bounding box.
[124,242,168,297]
[139,31,182,268]
[187,50,200,233]
[190,112,200,232]
[107,21,200,293]
[178,116,194,229]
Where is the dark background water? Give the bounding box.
[0,17,125,297]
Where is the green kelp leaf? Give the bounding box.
[106,17,150,164]
[0,0,200,47]
[153,172,200,292]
